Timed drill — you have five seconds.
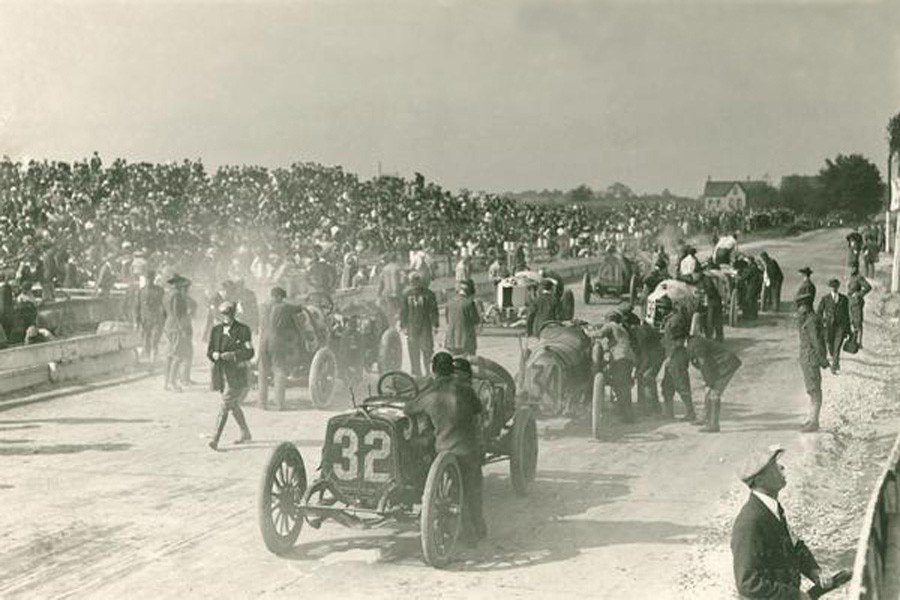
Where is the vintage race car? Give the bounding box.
[256,292,402,408]
[258,358,538,568]
[483,271,574,330]
[582,253,639,304]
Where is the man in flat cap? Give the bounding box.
[795,267,816,306]
[731,445,844,599]
[797,292,829,432]
[207,300,254,450]
[816,279,850,375]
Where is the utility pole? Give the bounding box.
[891,151,899,293]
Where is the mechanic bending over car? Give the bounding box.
[403,352,487,545]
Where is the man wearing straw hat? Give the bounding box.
[731,444,847,598]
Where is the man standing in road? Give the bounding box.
[445,281,480,356]
[759,251,783,313]
[400,272,439,377]
[797,292,829,432]
[731,445,845,599]
[659,296,695,422]
[816,279,850,374]
[258,287,306,410]
[847,265,872,349]
[135,268,165,367]
[377,252,405,325]
[686,328,741,433]
[698,270,724,342]
[795,266,816,306]
[633,314,665,416]
[526,279,560,337]
[207,301,254,450]
[163,274,193,393]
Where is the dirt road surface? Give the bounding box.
[1,228,896,599]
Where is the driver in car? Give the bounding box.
[404,353,486,545]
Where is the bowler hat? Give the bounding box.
[827,278,840,289]
[798,267,813,276]
[738,444,784,485]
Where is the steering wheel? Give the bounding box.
[376,371,419,399]
[306,292,334,315]
[537,320,564,336]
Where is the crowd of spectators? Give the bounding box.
[0,154,789,307]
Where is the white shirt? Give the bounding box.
[751,490,780,520]
[679,254,698,276]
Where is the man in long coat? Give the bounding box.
[847,265,872,348]
[207,301,254,450]
[257,286,307,410]
[163,274,193,392]
[445,281,480,356]
[759,251,784,313]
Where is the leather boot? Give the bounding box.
[801,393,821,433]
[701,395,720,433]
[693,394,710,426]
[232,406,252,444]
[209,407,228,450]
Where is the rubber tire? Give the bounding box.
[259,442,307,555]
[582,273,591,305]
[592,372,605,440]
[421,451,463,568]
[510,408,538,496]
[378,328,403,374]
[728,289,739,327]
[309,347,337,408]
[559,289,575,321]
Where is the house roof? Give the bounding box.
[703,181,738,197]
[703,179,768,198]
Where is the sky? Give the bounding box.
[0,0,897,196]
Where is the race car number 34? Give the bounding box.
[332,427,391,483]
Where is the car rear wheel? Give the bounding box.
[378,328,403,374]
[421,451,463,568]
[309,347,337,408]
[510,408,538,496]
[592,373,605,440]
[259,442,307,555]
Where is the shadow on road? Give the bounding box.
[0,442,133,456]
[279,468,668,571]
[0,417,152,426]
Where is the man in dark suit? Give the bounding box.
[400,272,439,377]
[257,287,307,410]
[816,279,850,374]
[526,279,560,337]
[207,301,254,450]
[731,445,841,599]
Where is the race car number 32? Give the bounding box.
[332,427,391,482]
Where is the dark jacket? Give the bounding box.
[400,285,439,336]
[527,291,560,337]
[731,493,820,599]
[260,300,306,370]
[798,311,828,367]
[687,336,742,390]
[445,294,480,354]
[207,320,254,392]
[762,257,784,284]
[404,379,482,456]
[794,279,816,305]
[816,292,850,333]
[662,311,689,358]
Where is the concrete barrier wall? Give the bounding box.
[0,330,140,397]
